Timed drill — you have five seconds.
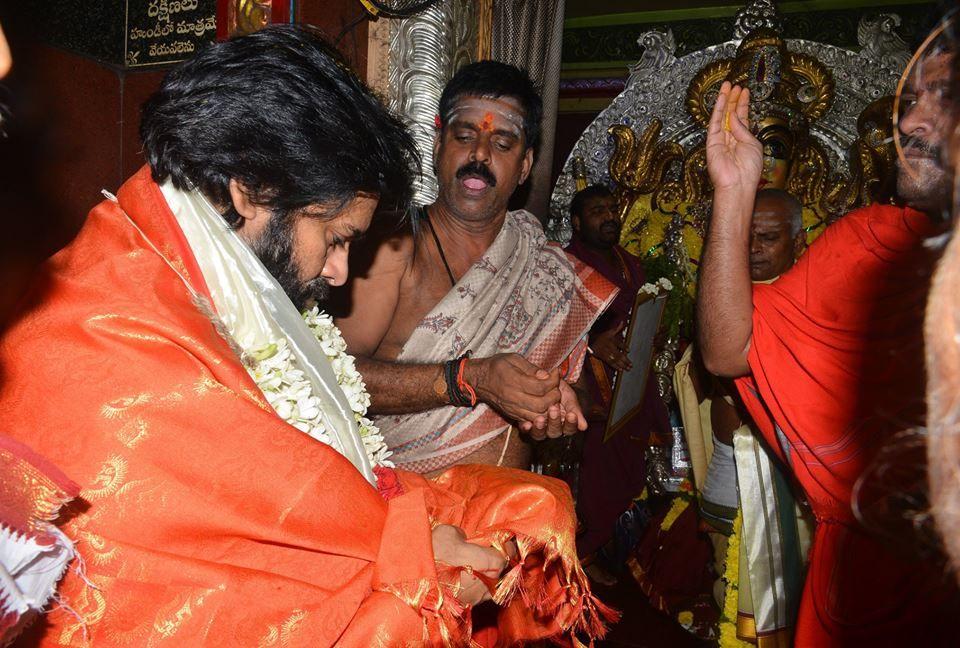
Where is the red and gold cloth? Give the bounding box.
[735,204,958,646]
[1,167,612,646]
[0,435,78,641]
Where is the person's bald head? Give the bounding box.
[749,189,804,281]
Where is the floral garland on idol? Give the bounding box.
[247,306,393,470]
[658,477,694,532]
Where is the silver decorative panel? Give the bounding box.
[383,0,478,205]
[547,9,907,244]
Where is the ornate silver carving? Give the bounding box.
[627,29,678,87]
[645,446,670,496]
[858,13,911,74]
[384,1,478,205]
[547,35,902,243]
[733,0,783,41]
[548,41,737,243]
[654,336,679,404]
[646,419,691,494]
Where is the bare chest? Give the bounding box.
[373,261,456,361]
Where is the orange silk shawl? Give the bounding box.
[1,167,610,646]
[735,204,957,645]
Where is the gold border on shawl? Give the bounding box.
[626,555,669,614]
[756,627,793,648]
[737,613,793,648]
[0,448,71,533]
[736,612,758,641]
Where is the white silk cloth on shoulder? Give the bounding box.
[157,182,376,485]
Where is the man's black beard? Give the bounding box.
[584,220,620,249]
[249,212,330,311]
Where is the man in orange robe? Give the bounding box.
[1,26,610,646]
[697,39,958,647]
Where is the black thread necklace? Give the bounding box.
[422,207,457,288]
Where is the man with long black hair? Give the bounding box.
[0,27,611,645]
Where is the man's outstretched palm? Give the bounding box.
[706,82,764,193]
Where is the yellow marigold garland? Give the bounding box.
[659,497,689,532]
[659,479,695,532]
[718,511,752,647]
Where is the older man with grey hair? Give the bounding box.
[747,188,804,282]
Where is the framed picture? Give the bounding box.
[604,291,667,442]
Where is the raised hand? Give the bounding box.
[706,82,763,195]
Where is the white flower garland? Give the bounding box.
[243,279,678,471]
[246,306,393,469]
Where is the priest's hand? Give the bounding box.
[519,379,589,439]
[706,81,763,196]
[431,524,508,606]
[466,353,562,422]
[591,321,632,372]
[557,379,588,435]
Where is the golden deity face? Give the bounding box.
[757,125,794,189]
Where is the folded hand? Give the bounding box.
[431,524,508,606]
[466,353,561,422]
[520,379,588,440]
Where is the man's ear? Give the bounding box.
[228,179,273,243]
[518,147,534,185]
[571,214,581,233]
[228,179,264,223]
[793,231,806,257]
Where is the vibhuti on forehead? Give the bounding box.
[445,98,524,137]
